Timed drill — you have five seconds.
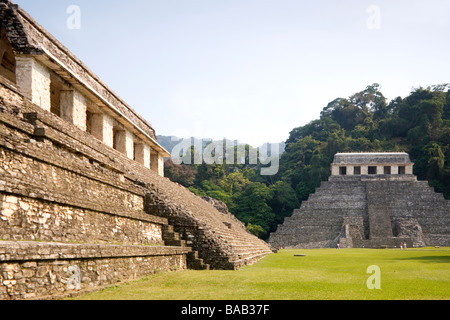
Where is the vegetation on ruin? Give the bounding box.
[70,247,450,300]
[163,83,450,239]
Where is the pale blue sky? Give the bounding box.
[14,0,450,146]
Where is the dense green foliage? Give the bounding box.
[165,84,450,239]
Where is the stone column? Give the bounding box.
[406,165,413,175]
[331,165,339,176]
[150,149,159,174]
[91,113,114,148]
[377,166,383,175]
[134,143,151,169]
[115,130,134,160]
[347,166,354,176]
[15,56,51,112]
[158,154,165,177]
[361,166,369,175]
[391,165,399,175]
[60,89,87,131]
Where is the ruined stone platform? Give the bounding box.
[0,241,190,300]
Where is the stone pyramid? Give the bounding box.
[269,153,450,249]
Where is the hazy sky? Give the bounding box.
[13,0,450,146]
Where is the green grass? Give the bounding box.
[70,248,450,300]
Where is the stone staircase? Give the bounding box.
[162,225,209,270]
[144,185,273,270]
[269,179,369,248]
[366,181,394,238]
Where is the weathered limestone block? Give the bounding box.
[0,194,164,246]
[114,129,134,160]
[60,89,87,132]
[15,56,51,112]
[134,142,151,169]
[91,113,114,148]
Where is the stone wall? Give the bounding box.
[0,194,163,245]
[0,241,187,300]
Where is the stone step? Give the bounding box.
[308,194,367,201]
[162,225,186,246]
[229,251,271,267]
[301,202,367,210]
[270,232,341,243]
[163,239,186,247]
[186,251,210,270]
[291,209,367,216]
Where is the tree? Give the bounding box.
[425,142,445,180]
[231,182,275,239]
[287,118,341,144]
[268,181,300,230]
[246,223,265,238]
[350,83,388,120]
[443,91,450,120]
[193,180,231,207]
[279,135,321,187]
[164,159,197,187]
[218,171,251,195]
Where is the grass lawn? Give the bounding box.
[70,248,450,300]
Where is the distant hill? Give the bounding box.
[157,135,286,159]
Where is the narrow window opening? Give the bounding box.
[368,166,377,175]
[0,28,16,83]
[86,110,93,135]
[133,143,139,162]
[339,167,347,176]
[50,74,67,117]
[384,166,391,175]
[398,166,406,175]
[113,127,120,151]
[354,166,361,175]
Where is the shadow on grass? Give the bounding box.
[399,256,450,263]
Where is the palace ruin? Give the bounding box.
[0,0,271,300]
[269,152,450,249]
